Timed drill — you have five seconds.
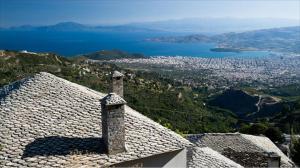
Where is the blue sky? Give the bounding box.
[0,0,299,27]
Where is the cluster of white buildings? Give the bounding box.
[111,56,300,87]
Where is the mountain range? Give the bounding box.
[1,18,299,33]
[129,18,299,34]
[2,22,160,33]
[148,26,300,53]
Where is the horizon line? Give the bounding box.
[1,17,300,28]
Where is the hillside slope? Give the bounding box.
[208,89,286,119]
[79,50,146,60]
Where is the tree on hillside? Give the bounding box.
[265,127,284,143]
[240,123,268,135]
[239,123,285,144]
[291,138,300,165]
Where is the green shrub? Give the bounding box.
[265,127,284,143]
[291,138,300,165]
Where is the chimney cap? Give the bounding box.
[101,93,126,106]
[264,152,280,158]
[112,71,124,78]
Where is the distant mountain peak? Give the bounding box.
[2,22,161,32]
[56,21,80,24]
[37,22,88,31]
[53,21,85,27]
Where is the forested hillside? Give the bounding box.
[80,49,146,60]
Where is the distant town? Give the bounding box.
[108,55,300,88]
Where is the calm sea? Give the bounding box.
[0,31,271,58]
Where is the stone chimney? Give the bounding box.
[265,152,281,167]
[101,93,127,155]
[111,71,124,97]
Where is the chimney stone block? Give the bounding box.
[101,93,126,155]
[111,71,124,97]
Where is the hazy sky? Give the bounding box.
[0,0,299,27]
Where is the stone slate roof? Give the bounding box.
[187,147,243,168]
[187,133,295,168]
[0,72,191,167]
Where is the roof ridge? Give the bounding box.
[0,74,34,100]
[38,72,105,97]
[0,72,106,100]
[188,133,241,136]
[0,72,50,90]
